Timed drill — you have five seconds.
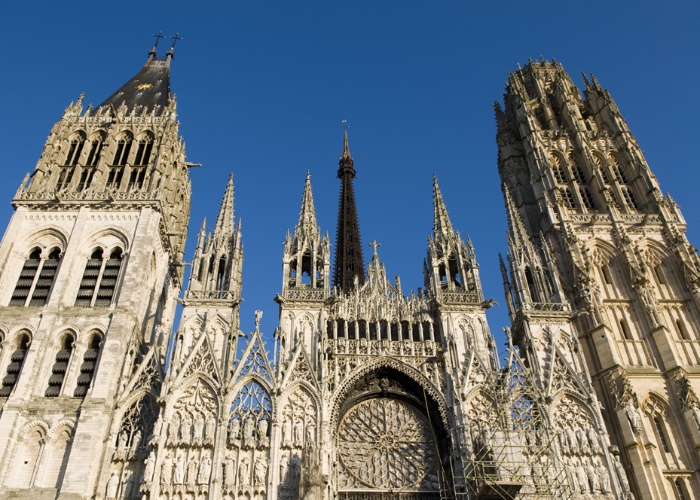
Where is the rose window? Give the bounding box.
[337,397,438,490]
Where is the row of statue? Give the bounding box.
[557,424,603,456]
[228,416,269,449]
[281,418,315,449]
[166,410,216,447]
[105,468,138,500]
[222,455,268,488]
[158,452,212,487]
[114,428,144,461]
[561,457,611,495]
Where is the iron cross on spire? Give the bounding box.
[149,32,164,57]
[167,33,183,58]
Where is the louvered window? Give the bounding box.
[133,138,153,166]
[75,248,123,307]
[563,188,576,209]
[77,167,96,191]
[74,334,101,398]
[127,167,146,190]
[45,335,74,397]
[85,138,104,167]
[0,334,30,397]
[55,167,75,191]
[580,186,596,209]
[106,166,124,189]
[10,248,61,307]
[622,187,639,210]
[65,138,85,166]
[113,137,132,166]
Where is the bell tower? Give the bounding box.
[0,42,192,499]
[496,59,700,499]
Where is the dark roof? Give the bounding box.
[95,56,171,115]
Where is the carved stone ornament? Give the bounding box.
[337,397,439,492]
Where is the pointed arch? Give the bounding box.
[228,378,273,449]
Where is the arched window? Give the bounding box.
[133,135,154,166]
[75,248,124,307]
[579,186,596,209]
[563,187,576,209]
[55,167,74,191]
[0,332,31,397]
[10,247,61,307]
[674,478,689,500]
[74,333,102,397]
[46,333,75,397]
[64,136,85,166]
[653,417,671,453]
[621,187,639,210]
[85,134,105,167]
[112,135,132,166]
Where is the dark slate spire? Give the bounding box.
[333,127,365,292]
[95,42,172,116]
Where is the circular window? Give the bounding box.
[337,397,438,490]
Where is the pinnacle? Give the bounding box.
[297,171,317,230]
[432,176,454,238]
[213,174,235,239]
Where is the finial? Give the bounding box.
[254,310,263,333]
[369,240,381,257]
[149,32,164,58]
[167,33,182,59]
[341,120,351,160]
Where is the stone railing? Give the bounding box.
[185,290,238,301]
[285,288,325,301]
[441,290,481,304]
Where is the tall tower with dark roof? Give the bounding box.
[0,44,192,498]
[333,129,365,292]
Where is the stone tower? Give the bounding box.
[0,42,191,499]
[496,59,700,498]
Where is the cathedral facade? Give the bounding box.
[0,46,697,500]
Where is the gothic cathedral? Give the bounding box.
[0,47,698,500]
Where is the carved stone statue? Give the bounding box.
[180,412,192,443]
[614,454,631,493]
[575,461,587,494]
[118,429,129,450]
[306,422,315,444]
[282,418,293,448]
[205,414,216,444]
[229,417,241,446]
[280,455,288,485]
[258,418,269,447]
[193,412,205,443]
[243,416,255,448]
[187,459,198,485]
[596,460,610,493]
[173,454,185,484]
[585,461,598,493]
[143,449,156,482]
[294,420,304,447]
[254,457,267,486]
[587,427,602,454]
[691,402,700,430]
[168,413,180,444]
[160,455,173,485]
[197,454,212,485]
[239,457,250,486]
[625,399,642,435]
[130,429,141,455]
[106,471,120,499]
[122,470,135,499]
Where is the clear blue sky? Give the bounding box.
[1,2,699,360]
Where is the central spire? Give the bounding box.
[333,127,365,292]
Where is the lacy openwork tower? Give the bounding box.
[497,60,700,499]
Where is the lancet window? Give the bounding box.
[75,247,124,307]
[64,135,85,166]
[85,135,105,167]
[0,332,31,397]
[113,135,133,166]
[74,332,102,397]
[45,333,75,397]
[228,381,272,449]
[10,247,61,306]
[133,135,154,166]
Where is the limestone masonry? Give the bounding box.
[0,47,698,499]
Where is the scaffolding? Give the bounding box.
[455,345,574,500]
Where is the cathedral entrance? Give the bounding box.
[336,396,442,499]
